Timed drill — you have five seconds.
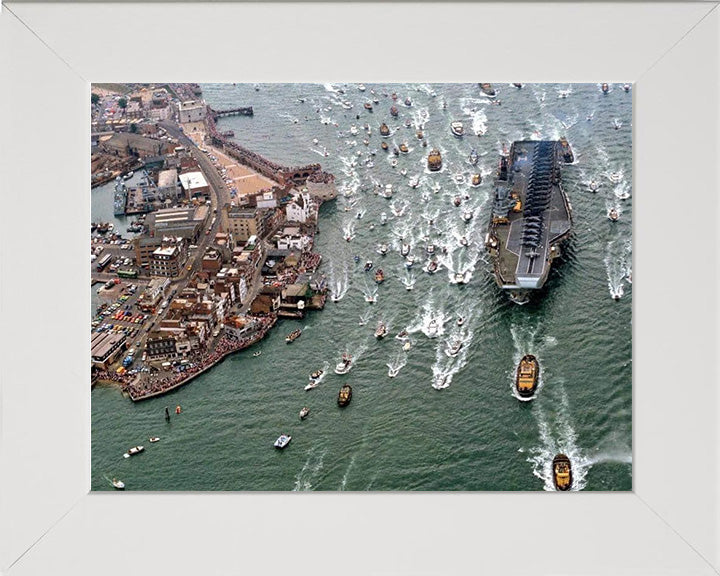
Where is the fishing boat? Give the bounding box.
[286,329,302,343]
[471,174,481,186]
[427,149,443,171]
[479,83,496,97]
[274,434,292,449]
[608,208,620,222]
[334,353,353,375]
[337,384,353,407]
[299,407,310,420]
[390,105,399,117]
[379,123,391,137]
[601,83,609,94]
[374,268,386,283]
[553,454,573,491]
[450,121,464,137]
[364,260,374,272]
[112,478,125,490]
[515,354,539,398]
[123,445,144,458]
[559,137,574,163]
[469,148,479,165]
[375,321,389,339]
[149,437,160,443]
[399,143,409,154]
[364,102,373,112]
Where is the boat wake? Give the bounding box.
[527,390,592,491]
[293,446,328,491]
[358,309,373,326]
[328,261,350,302]
[339,454,357,491]
[604,238,632,301]
[386,352,407,378]
[401,270,416,291]
[409,297,452,340]
[431,335,470,390]
[342,220,356,242]
[360,282,378,304]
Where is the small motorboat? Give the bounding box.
[416,130,424,140]
[390,105,399,117]
[358,84,366,92]
[404,118,412,127]
[427,149,442,171]
[623,84,631,92]
[350,125,359,136]
[391,92,398,100]
[353,255,361,263]
[337,384,353,407]
[274,434,292,449]
[553,454,573,491]
[304,380,319,391]
[400,168,408,177]
[601,83,609,94]
[299,407,310,420]
[365,294,377,303]
[453,196,462,207]
[512,83,523,89]
[425,260,439,274]
[112,478,125,490]
[446,340,463,358]
[377,244,389,256]
[450,121,464,137]
[334,353,353,375]
[364,102,373,112]
[286,329,302,343]
[469,148,479,165]
[379,123,391,137]
[455,173,465,184]
[375,321,389,339]
[253,351,262,357]
[123,446,144,458]
[479,83,496,97]
[395,329,409,340]
[426,243,435,255]
[516,354,539,398]
[374,268,386,283]
[380,212,388,225]
[559,137,574,163]
[404,97,412,106]
[470,174,481,188]
[588,180,599,193]
[381,141,389,151]
[403,341,411,351]
[404,254,416,268]
[462,211,473,222]
[149,437,160,443]
[453,272,468,284]
[390,158,398,168]
[459,236,469,247]
[426,319,439,338]
[364,260,374,272]
[457,316,465,326]
[608,208,620,222]
[400,243,410,257]
[309,369,324,382]
[399,143,409,154]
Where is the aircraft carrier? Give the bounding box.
[485,140,573,302]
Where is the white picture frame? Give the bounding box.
[1,2,718,575]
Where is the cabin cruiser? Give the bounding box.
[426,319,440,338]
[286,329,302,343]
[446,340,463,357]
[112,478,125,490]
[364,260,374,272]
[515,354,539,398]
[601,83,609,94]
[427,149,442,171]
[334,353,353,375]
[149,437,160,443]
[337,384,353,407]
[390,105,399,117]
[469,149,479,165]
[375,321,389,339]
[608,208,620,222]
[409,176,419,188]
[471,174,481,186]
[608,172,623,184]
[380,212,388,225]
[384,184,393,198]
[400,243,411,257]
[379,123,391,137]
[123,446,144,458]
[299,407,310,419]
[450,121,464,137]
[374,268,386,283]
[274,434,292,449]
[553,454,573,491]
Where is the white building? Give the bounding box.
[256,191,277,210]
[277,234,310,252]
[179,171,210,198]
[285,191,312,223]
[178,100,207,124]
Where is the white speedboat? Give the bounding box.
[408,176,419,188]
[403,341,411,351]
[462,211,473,222]
[304,381,318,391]
[450,121,464,137]
[400,243,411,257]
[253,351,262,357]
[358,84,366,92]
[400,168,408,177]
[425,260,439,274]
[384,184,393,198]
[426,243,435,255]
[112,478,125,490]
[588,180,599,192]
[446,340,463,358]
[426,319,439,338]
[453,272,468,284]
[380,212,388,225]
[608,208,620,222]
[123,445,144,459]
[460,236,469,247]
[299,407,310,420]
[457,316,465,326]
[404,254,416,268]
[274,434,292,449]
[377,244,389,256]
[334,353,353,375]
[149,437,160,443]
[388,366,401,378]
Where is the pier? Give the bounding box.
[208,106,254,119]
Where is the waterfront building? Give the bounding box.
[178,171,210,199]
[225,206,268,242]
[250,291,281,316]
[91,331,127,369]
[285,190,312,223]
[178,100,207,124]
[146,331,179,361]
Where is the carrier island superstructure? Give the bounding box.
[485,140,573,303]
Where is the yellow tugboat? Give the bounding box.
[427,148,443,172]
[515,354,539,398]
[338,384,352,407]
[379,123,391,137]
[552,454,573,491]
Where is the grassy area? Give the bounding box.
[92,83,132,95]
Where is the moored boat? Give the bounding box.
[274,434,292,449]
[286,329,302,343]
[515,354,539,398]
[337,384,353,407]
[552,454,573,491]
[427,148,442,171]
[450,121,464,137]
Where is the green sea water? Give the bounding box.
[92,83,632,491]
